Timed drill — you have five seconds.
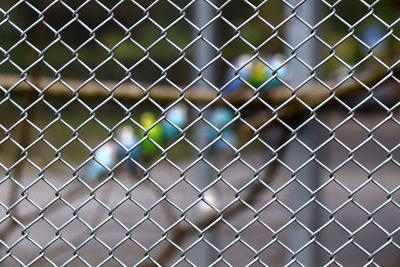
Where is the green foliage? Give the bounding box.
[0,1,398,82]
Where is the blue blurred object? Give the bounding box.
[84,142,117,182]
[207,107,236,151]
[362,25,385,47]
[116,125,140,175]
[223,55,253,95]
[264,54,287,90]
[162,103,188,140]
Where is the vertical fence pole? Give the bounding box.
[193,0,217,266]
[285,0,321,266]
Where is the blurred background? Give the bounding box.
[0,0,399,266]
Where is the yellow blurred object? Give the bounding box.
[249,61,270,88]
[139,112,163,154]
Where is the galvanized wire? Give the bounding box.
[0,0,399,266]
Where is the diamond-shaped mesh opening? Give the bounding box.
[131,19,162,48]
[333,1,371,25]
[113,38,145,65]
[222,239,258,266]
[59,19,92,48]
[112,238,145,265]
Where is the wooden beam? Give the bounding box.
[3,63,399,111]
[3,74,234,104]
[238,64,400,134]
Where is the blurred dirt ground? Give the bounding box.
[0,112,399,266]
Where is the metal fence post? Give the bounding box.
[193,0,217,265]
[285,0,322,266]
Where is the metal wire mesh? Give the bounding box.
[0,0,399,266]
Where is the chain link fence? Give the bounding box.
[0,0,399,266]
